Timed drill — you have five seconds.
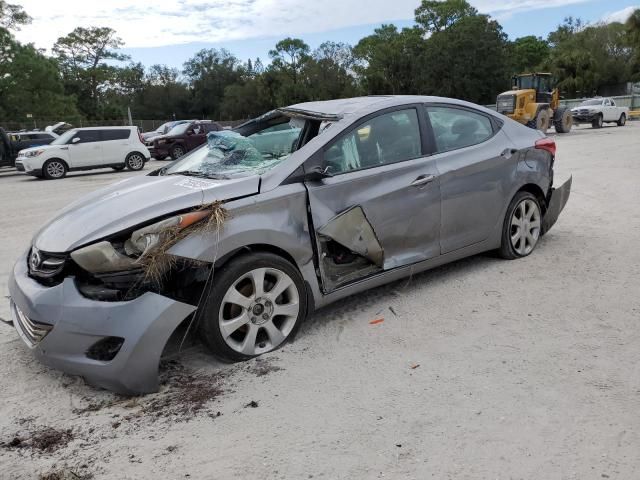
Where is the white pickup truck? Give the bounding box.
[571,97,629,128]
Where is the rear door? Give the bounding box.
[100,129,132,164]
[305,106,441,292]
[424,104,513,254]
[67,129,103,168]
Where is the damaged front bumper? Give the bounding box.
[543,176,572,234]
[8,250,196,394]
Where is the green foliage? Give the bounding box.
[0,0,30,30]
[415,0,477,33]
[2,4,640,125]
[509,36,550,74]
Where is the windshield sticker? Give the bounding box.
[174,178,218,190]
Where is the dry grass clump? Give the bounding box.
[139,200,228,287]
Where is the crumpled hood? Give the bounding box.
[34,174,260,253]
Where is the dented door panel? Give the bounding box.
[306,157,441,292]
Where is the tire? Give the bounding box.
[527,108,550,133]
[112,165,125,171]
[617,113,626,127]
[42,159,67,180]
[592,114,603,129]
[169,145,185,160]
[125,152,145,171]
[199,252,307,362]
[553,106,573,133]
[498,191,543,260]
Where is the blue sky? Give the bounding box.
[14,0,640,69]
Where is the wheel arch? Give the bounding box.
[44,157,69,169]
[517,183,547,212]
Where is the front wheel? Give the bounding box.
[499,192,543,260]
[617,114,626,127]
[42,159,67,180]
[199,252,307,362]
[169,145,185,160]
[592,114,603,129]
[125,152,145,171]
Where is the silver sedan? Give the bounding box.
[8,96,571,394]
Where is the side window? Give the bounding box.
[604,99,611,106]
[73,130,101,144]
[325,109,421,175]
[248,123,302,158]
[426,106,494,153]
[101,129,130,141]
[611,100,616,107]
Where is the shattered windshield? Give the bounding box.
[164,122,302,179]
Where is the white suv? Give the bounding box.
[15,127,151,180]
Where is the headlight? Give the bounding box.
[24,149,45,158]
[157,139,167,145]
[70,211,211,274]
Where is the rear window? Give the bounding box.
[101,129,131,141]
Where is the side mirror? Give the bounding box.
[71,137,80,144]
[304,165,333,182]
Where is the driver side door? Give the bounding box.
[67,129,103,168]
[304,106,441,293]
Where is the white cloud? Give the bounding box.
[602,5,639,24]
[13,0,591,50]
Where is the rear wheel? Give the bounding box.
[499,192,542,260]
[553,106,573,133]
[592,114,603,129]
[617,113,626,127]
[42,159,67,180]
[125,152,145,171]
[199,252,307,362]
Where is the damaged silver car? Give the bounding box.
[7,96,571,394]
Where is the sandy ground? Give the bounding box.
[1,123,639,479]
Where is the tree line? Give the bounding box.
[1,0,639,124]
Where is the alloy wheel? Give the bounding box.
[127,154,144,170]
[218,267,299,356]
[510,199,541,256]
[46,161,65,178]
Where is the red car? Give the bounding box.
[147,120,222,160]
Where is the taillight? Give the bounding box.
[535,137,556,157]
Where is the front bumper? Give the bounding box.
[8,250,196,394]
[149,145,170,159]
[571,113,596,122]
[15,161,25,172]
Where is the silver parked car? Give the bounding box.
[7,96,571,394]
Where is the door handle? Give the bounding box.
[501,148,518,158]
[410,174,436,187]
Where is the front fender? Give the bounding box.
[168,183,314,269]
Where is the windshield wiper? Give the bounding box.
[165,170,229,180]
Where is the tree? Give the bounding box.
[0,0,30,30]
[269,37,310,85]
[508,36,550,74]
[415,0,477,33]
[183,48,242,118]
[422,15,510,104]
[354,25,424,95]
[53,27,130,118]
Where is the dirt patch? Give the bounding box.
[246,357,283,377]
[2,426,74,454]
[39,467,93,480]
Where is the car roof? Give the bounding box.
[282,95,498,119]
[74,126,135,130]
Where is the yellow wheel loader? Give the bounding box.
[496,73,572,134]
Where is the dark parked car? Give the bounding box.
[0,128,57,167]
[8,96,571,394]
[147,120,222,160]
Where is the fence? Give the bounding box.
[0,118,249,133]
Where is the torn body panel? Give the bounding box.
[542,176,572,234]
